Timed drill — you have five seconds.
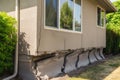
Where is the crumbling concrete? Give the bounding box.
[19,48,105,80]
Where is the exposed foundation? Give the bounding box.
[19,48,105,80]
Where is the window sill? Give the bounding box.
[44,26,82,34]
[97,26,105,29]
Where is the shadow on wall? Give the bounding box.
[0,0,37,12]
[19,32,30,55]
[0,0,15,12]
[20,0,37,10]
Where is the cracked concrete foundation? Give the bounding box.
[19,48,105,80]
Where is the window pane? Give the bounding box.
[101,10,105,27]
[74,0,81,31]
[60,0,73,30]
[97,7,105,27]
[97,7,101,26]
[45,0,58,28]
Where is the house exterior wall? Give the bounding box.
[37,0,106,54]
[0,0,106,56]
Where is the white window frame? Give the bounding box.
[44,0,83,33]
[97,6,106,28]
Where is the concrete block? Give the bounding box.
[77,52,89,68]
[64,53,78,73]
[37,57,64,77]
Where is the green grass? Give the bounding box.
[68,55,120,80]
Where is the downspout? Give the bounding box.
[3,0,19,80]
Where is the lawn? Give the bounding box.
[68,55,120,80]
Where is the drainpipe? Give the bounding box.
[3,0,19,80]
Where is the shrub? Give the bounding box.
[105,0,120,55]
[106,24,120,55]
[0,12,17,76]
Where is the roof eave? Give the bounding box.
[97,0,117,13]
[104,0,117,13]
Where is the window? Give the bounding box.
[45,0,82,32]
[97,7,105,27]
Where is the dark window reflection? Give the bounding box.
[46,0,58,28]
[97,7,105,27]
[97,7,101,26]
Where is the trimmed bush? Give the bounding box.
[0,12,17,76]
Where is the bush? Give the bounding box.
[0,12,17,76]
[106,24,120,55]
[105,0,120,55]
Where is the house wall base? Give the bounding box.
[19,48,105,80]
[19,55,36,80]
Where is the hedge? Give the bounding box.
[0,12,17,76]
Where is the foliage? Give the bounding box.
[105,0,120,55]
[60,2,73,30]
[0,12,17,76]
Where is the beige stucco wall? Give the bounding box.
[82,0,106,48]
[37,0,106,54]
[19,0,37,55]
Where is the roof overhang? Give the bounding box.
[97,0,117,13]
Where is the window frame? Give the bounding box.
[97,6,106,28]
[44,0,83,33]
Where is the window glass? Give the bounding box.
[45,0,82,32]
[60,0,73,30]
[97,7,105,27]
[101,10,105,27]
[97,7,101,26]
[45,0,58,28]
[74,0,81,31]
